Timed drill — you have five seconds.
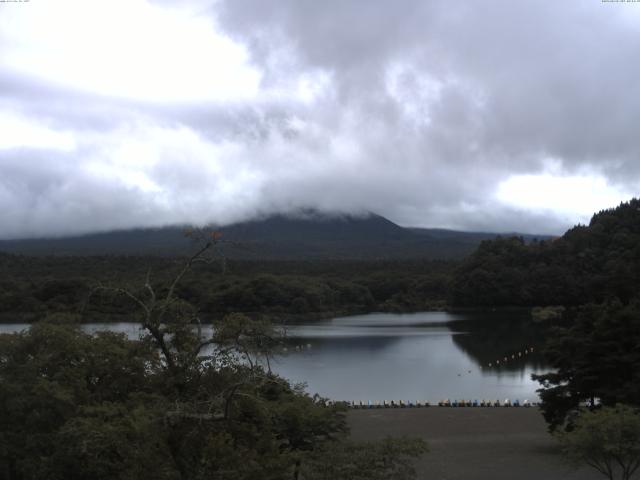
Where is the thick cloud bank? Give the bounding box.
[1,0,639,239]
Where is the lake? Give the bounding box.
[0,311,550,403]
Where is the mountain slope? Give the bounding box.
[0,212,547,259]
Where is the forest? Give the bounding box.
[450,199,640,307]
[0,255,453,323]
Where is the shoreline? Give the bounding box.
[0,305,534,325]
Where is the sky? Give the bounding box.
[1,0,639,239]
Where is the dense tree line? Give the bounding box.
[450,199,640,307]
[0,255,453,323]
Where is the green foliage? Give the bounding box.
[534,301,640,431]
[450,198,640,307]
[0,319,353,479]
[0,322,163,479]
[531,305,565,323]
[556,405,640,480]
[0,255,453,322]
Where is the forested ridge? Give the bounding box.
[450,198,640,307]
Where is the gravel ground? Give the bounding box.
[347,407,604,480]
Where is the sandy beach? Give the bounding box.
[347,407,603,480]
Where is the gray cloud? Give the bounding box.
[1,0,639,239]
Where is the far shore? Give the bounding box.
[347,408,600,480]
[0,305,536,325]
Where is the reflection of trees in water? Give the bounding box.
[449,316,549,373]
[280,313,551,374]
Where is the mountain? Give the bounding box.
[0,212,549,259]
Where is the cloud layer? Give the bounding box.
[1,0,639,239]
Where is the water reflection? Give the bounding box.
[0,311,550,401]
[276,312,549,401]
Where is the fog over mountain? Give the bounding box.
[1,0,639,239]
[0,211,551,259]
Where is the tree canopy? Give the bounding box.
[557,405,640,480]
[533,301,640,431]
[450,198,640,307]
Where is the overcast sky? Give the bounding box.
[1,0,639,239]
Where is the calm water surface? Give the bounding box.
[0,311,549,402]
